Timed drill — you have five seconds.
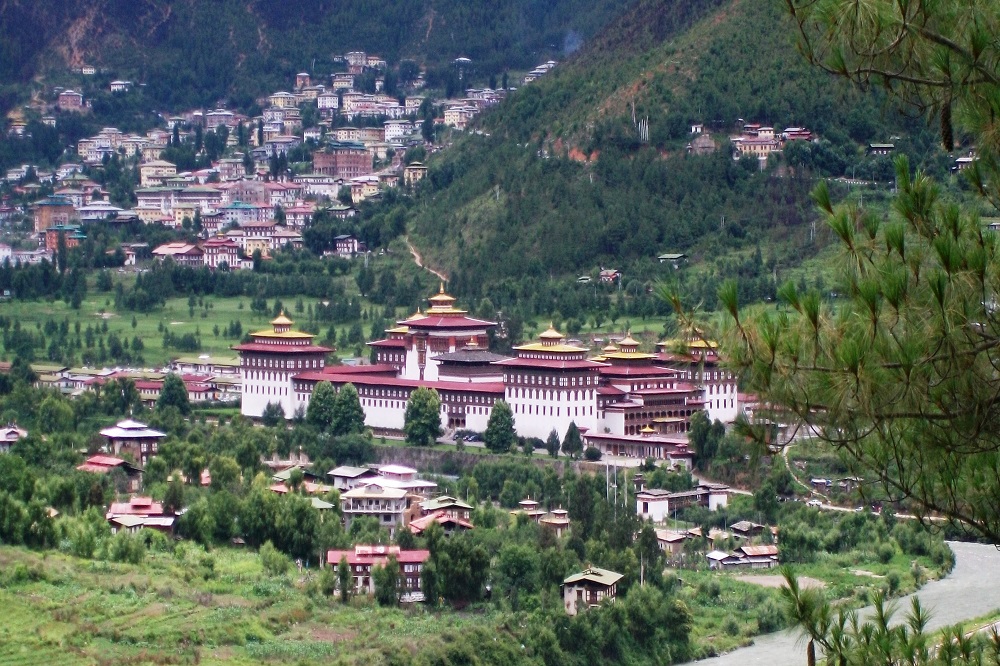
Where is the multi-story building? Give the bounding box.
[237,288,735,459]
[202,236,244,269]
[139,160,177,187]
[233,313,332,418]
[655,339,738,423]
[32,196,76,232]
[58,90,84,111]
[325,545,430,597]
[496,326,605,440]
[99,419,167,466]
[313,142,371,179]
[340,483,409,533]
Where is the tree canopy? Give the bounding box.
[158,373,191,415]
[330,383,366,436]
[484,400,516,454]
[306,381,337,432]
[404,387,442,447]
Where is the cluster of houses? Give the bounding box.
[29,356,242,406]
[0,60,509,269]
[522,60,558,85]
[729,123,816,161]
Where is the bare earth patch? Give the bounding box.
[851,569,885,578]
[309,626,356,642]
[736,575,826,590]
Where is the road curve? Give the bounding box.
[692,541,1000,665]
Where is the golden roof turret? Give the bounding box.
[539,323,564,341]
[271,311,293,327]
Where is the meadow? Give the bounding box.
[0,544,497,666]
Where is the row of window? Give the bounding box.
[246,384,287,396]
[508,388,591,401]
[505,373,595,387]
[512,404,594,417]
[245,357,322,369]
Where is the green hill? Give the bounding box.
[395,0,939,311]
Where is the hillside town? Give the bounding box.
[0,54,540,267]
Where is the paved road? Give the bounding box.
[692,541,1000,665]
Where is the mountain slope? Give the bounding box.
[396,0,931,309]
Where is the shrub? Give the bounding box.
[108,531,146,565]
[886,571,901,595]
[584,446,602,461]
[722,616,741,636]
[260,540,291,576]
[877,542,896,564]
[756,599,785,633]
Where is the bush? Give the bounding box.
[260,540,291,576]
[108,531,146,565]
[722,616,741,636]
[584,446,602,461]
[886,571,901,595]
[877,542,896,564]
[756,599,785,633]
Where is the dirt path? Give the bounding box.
[405,236,448,282]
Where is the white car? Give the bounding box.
[807,499,823,508]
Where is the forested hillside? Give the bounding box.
[0,0,629,112]
[398,0,945,309]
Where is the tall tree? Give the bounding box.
[561,421,583,459]
[163,474,185,515]
[404,387,442,446]
[158,373,190,415]
[338,556,352,603]
[484,400,516,454]
[331,383,366,436]
[545,428,560,458]
[373,555,400,606]
[306,381,337,432]
[261,401,286,427]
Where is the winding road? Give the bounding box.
[693,541,1000,665]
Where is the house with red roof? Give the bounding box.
[76,455,143,493]
[106,496,175,535]
[325,545,431,598]
[408,510,474,536]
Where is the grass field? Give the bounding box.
[0,290,406,369]
[0,545,498,666]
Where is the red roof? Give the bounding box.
[231,343,332,353]
[326,545,430,566]
[368,339,407,348]
[409,510,474,534]
[403,315,495,330]
[294,372,504,395]
[630,386,701,395]
[320,363,399,375]
[77,455,138,473]
[107,498,164,516]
